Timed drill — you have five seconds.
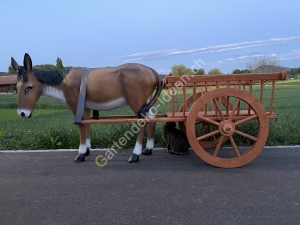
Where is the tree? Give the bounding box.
[34,64,57,70]
[246,55,281,73]
[193,68,205,75]
[7,57,67,73]
[8,63,57,72]
[8,65,15,73]
[56,57,64,69]
[232,69,251,74]
[170,64,194,76]
[286,66,300,79]
[207,68,222,75]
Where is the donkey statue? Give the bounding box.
[11,53,163,163]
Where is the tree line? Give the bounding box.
[8,57,69,73]
[169,55,300,78]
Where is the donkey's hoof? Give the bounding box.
[142,149,152,155]
[168,149,174,154]
[127,153,139,163]
[75,154,85,163]
[85,148,90,156]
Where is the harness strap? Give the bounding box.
[74,68,92,124]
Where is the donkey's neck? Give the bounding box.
[42,85,66,104]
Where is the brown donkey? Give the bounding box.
[11,53,163,163]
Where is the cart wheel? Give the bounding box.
[178,92,232,148]
[186,88,269,168]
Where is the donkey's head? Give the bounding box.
[11,53,42,118]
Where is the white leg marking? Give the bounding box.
[86,139,91,148]
[17,109,32,118]
[132,142,143,155]
[146,138,154,150]
[146,108,156,150]
[79,144,87,154]
[147,108,156,119]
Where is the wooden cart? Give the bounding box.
[80,72,286,168]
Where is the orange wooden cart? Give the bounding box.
[79,72,286,168]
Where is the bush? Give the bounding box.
[207,68,222,75]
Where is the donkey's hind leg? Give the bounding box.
[127,124,147,163]
[142,108,156,155]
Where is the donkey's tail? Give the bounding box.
[138,75,163,119]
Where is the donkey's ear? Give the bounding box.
[23,53,32,71]
[11,57,19,72]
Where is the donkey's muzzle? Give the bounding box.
[21,112,32,118]
[17,109,32,118]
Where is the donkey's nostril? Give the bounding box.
[21,112,25,117]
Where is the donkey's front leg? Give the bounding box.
[74,124,88,162]
[128,125,146,163]
[75,110,91,162]
[85,123,91,156]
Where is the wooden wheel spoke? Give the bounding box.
[209,100,213,111]
[234,114,258,126]
[235,129,258,141]
[196,130,220,141]
[229,136,241,158]
[213,98,225,121]
[213,135,226,157]
[208,124,217,141]
[197,115,219,126]
[196,123,205,136]
[229,98,240,121]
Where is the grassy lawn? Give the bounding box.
[0,108,66,122]
[0,94,68,109]
[0,80,299,150]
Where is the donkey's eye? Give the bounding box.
[25,86,32,94]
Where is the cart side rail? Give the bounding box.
[163,72,286,85]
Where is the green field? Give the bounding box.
[0,94,68,109]
[0,108,65,122]
[0,80,300,150]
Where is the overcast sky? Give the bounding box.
[1,0,300,74]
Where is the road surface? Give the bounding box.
[0,147,300,225]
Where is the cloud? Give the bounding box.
[228,51,267,57]
[112,36,300,62]
[111,49,178,61]
[206,49,300,68]
[279,50,300,61]
[123,57,143,62]
[207,53,275,68]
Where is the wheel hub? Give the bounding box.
[219,120,235,136]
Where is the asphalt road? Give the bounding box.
[0,147,300,225]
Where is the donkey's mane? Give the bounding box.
[17,67,70,85]
[33,69,70,85]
